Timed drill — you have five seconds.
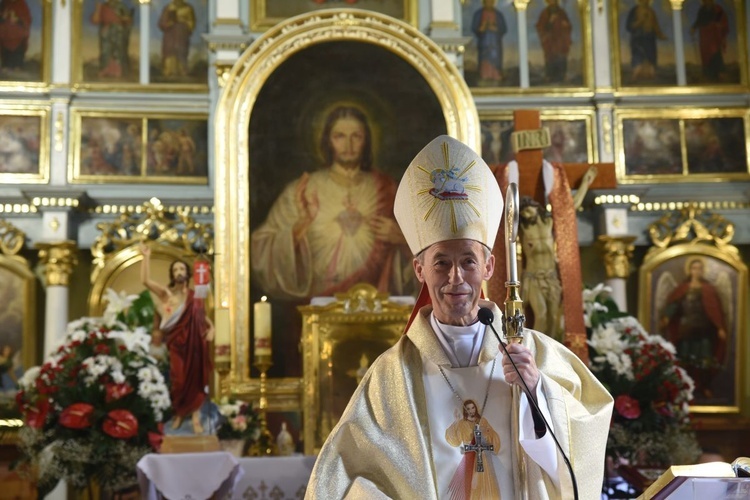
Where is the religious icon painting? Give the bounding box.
[619,116,682,178]
[0,0,51,88]
[70,111,208,184]
[526,0,590,89]
[617,109,750,182]
[73,114,144,180]
[146,117,208,181]
[641,244,747,412]
[0,105,49,184]
[0,248,36,404]
[479,111,596,167]
[613,0,677,88]
[74,0,141,85]
[461,0,518,89]
[149,0,209,85]
[684,116,748,175]
[250,0,417,31]
[681,0,746,87]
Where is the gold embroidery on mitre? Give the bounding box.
[418,140,483,234]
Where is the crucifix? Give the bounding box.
[487,110,617,362]
[464,425,494,473]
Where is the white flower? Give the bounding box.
[103,288,139,325]
[108,327,151,354]
[18,366,41,391]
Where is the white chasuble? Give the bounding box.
[305,301,614,500]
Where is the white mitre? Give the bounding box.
[394,135,503,255]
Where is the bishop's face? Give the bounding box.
[413,239,494,326]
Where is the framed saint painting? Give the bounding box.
[0,102,49,184]
[612,0,677,88]
[0,0,51,89]
[72,0,208,89]
[640,241,747,412]
[479,109,597,167]
[616,108,749,182]
[461,0,592,92]
[69,110,208,184]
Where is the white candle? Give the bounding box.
[254,296,272,357]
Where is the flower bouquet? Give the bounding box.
[15,289,169,496]
[584,284,701,467]
[216,398,260,438]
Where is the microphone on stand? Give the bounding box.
[491,182,579,500]
[478,307,579,500]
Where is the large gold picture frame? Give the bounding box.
[214,9,479,411]
[615,108,750,183]
[638,207,747,413]
[71,0,208,91]
[68,110,209,184]
[611,0,748,93]
[0,220,36,436]
[0,101,50,184]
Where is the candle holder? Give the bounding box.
[250,354,276,456]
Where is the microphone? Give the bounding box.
[478,307,579,500]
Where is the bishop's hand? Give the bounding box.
[501,343,540,397]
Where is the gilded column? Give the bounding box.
[596,235,636,312]
[36,241,78,356]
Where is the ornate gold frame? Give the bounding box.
[0,219,36,374]
[466,0,595,96]
[70,0,208,92]
[610,0,748,94]
[0,101,50,184]
[68,110,209,185]
[250,1,419,32]
[0,0,52,92]
[214,9,478,406]
[298,284,412,454]
[638,206,747,413]
[615,107,750,184]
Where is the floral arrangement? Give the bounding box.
[15,289,169,496]
[216,397,261,442]
[584,284,701,466]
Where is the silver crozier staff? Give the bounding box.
[503,183,525,344]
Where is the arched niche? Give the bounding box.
[214,9,479,394]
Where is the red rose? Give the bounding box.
[24,399,50,429]
[105,382,134,403]
[94,343,110,355]
[102,409,138,439]
[59,403,95,429]
[614,395,641,419]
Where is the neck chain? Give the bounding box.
[438,357,496,421]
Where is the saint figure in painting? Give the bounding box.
[91,0,134,79]
[535,0,572,83]
[251,105,412,300]
[0,0,31,71]
[690,0,729,81]
[471,0,507,86]
[625,0,667,81]
[158,0,195,78]
[661,258,728,399]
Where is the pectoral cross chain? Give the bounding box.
[463,424,494,473]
